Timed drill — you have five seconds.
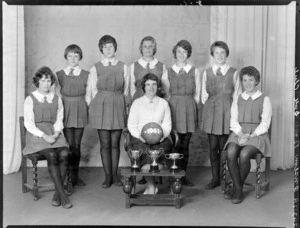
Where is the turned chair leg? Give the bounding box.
[32,158,39,201]
[221,150,227,193]
[255,154,262,199]
[67,166,73,196]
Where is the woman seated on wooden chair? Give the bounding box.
[223,66,272,204]
[23,66,72,209]
[127,73,172,194]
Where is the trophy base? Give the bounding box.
[169,168,180,173]
[149,166,160,173]
[131,167,140,172]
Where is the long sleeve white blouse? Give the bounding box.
[24,90,64,137]
[127,95,172,139]
[201,64,242,104]
[161,63,201,104]
[230,90,272,136]
[85,58,130,106]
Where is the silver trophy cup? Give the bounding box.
[165,153,184,173]
[146,148,164,173]
[128,149,143,172]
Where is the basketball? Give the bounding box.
[141,122,163,145]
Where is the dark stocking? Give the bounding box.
[64,128,85,186]
[111,130,123,186]
[206,134,229,189]
[239,145,260,186]
[39,148,72,208]
[177,132,194,186]
[98,130,113,188]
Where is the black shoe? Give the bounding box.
[205,179,220,190]
[76,177,86,186]
[138,177,147,185]
[113,176,123,186]
[224,187,235,199]
[181,177,194,186]
[102,178,113,188]
[231,190,243,204]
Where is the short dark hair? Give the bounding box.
[98,35,117,54]
[172,40,192,59]
[64,44,83,60]
[141,73,160,93]
[139,36,157,55]
[210,41,230,57]
[239,66,261,85]
[33,66,56,88]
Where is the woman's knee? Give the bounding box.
[59,148,69,159]
[226,143,240,160]
[239,146,259,163]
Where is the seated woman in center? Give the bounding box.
[127,73,172,194]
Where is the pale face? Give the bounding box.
[242,74,257,94]
[102,43,116,59]
[144,79,158,98]
[67,52,80,67]
[175,46,188,63]
[212,46,227,66]
[38,75,52,94]
[142,40,155,57]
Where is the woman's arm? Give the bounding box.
[232,70,242,101]
[127,101,142,139]
[123,64,130,97]
[194,68,201,104]
[160,101,172,138]
[85,66,98,106]
[229,97,243,136]
[161,69,170,100]
[251,96,272,137]
[201,70,208,104]
[52,96,64,139]
[129,63,136,98]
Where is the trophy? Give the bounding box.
[128,149,143,172]
[146,148,164,173]
[165,153,184,173]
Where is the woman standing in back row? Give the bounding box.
[201,41,241,190]
[162,40,201,186]
[86,35,130,188]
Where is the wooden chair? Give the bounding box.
[19,116,72,201]
[221,150,270,199]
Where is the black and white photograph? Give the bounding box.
[2,1,297,227]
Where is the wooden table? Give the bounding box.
[121,167,185,208]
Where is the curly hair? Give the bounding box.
[239,66,261,85]
[33,66,56,88]
[141,73,160,93]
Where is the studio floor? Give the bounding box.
[3,166,294,227]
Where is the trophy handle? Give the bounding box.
[158,148,164,158]
[128,149,132,158]
[178,154,184,159]
[165,154,170,159]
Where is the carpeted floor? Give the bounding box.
[3,166,294,227]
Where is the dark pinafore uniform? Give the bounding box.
[56,70,89,128]
[224,94,271,157]
[201,67,236,135]
[89,61,126,130]
[132,61,164,100]
[168,67,198,133]
[22,94,69,155]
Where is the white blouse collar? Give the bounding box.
[212,64,229,76]
[241,90,262,100]
[101,58,118,66]
[142,95,158,103]
[32,90,54,103]
[171,63,192,74]
[138,57,158,69]
[64,65,81,76]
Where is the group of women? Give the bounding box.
[22,34,272,208]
